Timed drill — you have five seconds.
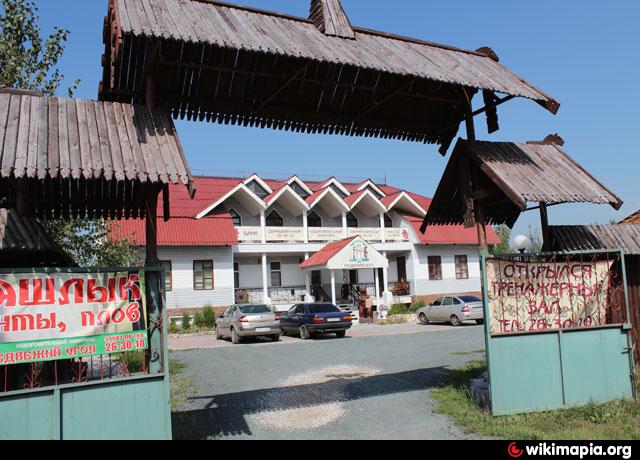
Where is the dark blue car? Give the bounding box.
[280,303,353,340]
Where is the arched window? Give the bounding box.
[229,209,242,227]
[346,212,359,228]
[266,210,284,227]
[308,211,322,228]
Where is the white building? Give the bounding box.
[112,174,498,314]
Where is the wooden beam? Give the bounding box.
[352,79,414,123]
[539,201,551,252]
[253,63,311,115]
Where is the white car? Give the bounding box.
[417,295,484,326]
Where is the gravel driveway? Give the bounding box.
[171,324,485,440]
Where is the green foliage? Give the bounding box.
[181,312,191,331]
[202,305,216,328]
[490,225,513,255]
[193,311,205,328]
[409,300,426,313]
[0,0,79,95]
[169,318,179,334]
[40,219,136,267]
[432,360,640,440]
[387,304,409,316]
[120,350,144,374]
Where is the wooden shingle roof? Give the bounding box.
[0,89,194,219]
[100,0,559,153]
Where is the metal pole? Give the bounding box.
[539,201,551,252]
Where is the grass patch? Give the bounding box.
[169,355,197,411]
[378,315,411,325]
[432,360,640,440]
[450,349,485,356]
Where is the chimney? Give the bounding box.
[309,0,356,39]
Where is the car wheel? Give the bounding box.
[335,330,346,338]
[231,327,242,344]
[419,313,429,325]
[450,315,462,327]
[271,334,280,342]
[476,319,484,325]
[299,325,311,340]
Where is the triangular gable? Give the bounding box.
[327,236,388,270]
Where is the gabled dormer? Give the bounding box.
[243,174,272,199]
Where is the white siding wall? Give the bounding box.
[266,203,303,227]
[410,245,481,296]
[159,246,234,309]
[310,206,342,227]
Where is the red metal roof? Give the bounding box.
[299,237,356,269]
[404,214,500,245]
[110,211,238,246]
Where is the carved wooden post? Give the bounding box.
[145,185,163,373]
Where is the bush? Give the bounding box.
[409,300,426,313]
[203,305,216,328]
[120,351,144,373]
[181,312,191,331]
[193,311,205,328]
[169,318,179,333]
[388,304,409,317]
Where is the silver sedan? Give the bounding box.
[417,295,485,326]
[216,304,281,344]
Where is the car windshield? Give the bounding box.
[308,304,341,313]
[458,296,481,302]
[238,305,272,314]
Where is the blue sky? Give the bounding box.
[24,0,640,239]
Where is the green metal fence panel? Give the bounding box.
[61,376,170,440]
[0,391,57,440]
[561,328,634,406]
[489,333,565,415]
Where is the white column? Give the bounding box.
[383,251,389,291]
[374,268,381,314]
[380,212,386,242]
[303,210,309,243]
[261,253,269,301]
[342,211,348,238]
[331,270,337,305]
[304,253,311,295]
[260,209,266,243]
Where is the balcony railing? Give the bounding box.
[235,286,307,305]
[237,226,410,243]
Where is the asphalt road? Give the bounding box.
[171,324,486,440]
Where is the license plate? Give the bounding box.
[256,327,271,332]
[327,318,340,323]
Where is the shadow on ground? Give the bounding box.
[172,365,449,440]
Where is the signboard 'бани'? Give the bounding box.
[0,271,148,364]
[485,259,614,335]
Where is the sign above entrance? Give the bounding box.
[327,237,389,270]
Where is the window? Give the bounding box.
[193,260,214,290]
[161,261,172,292]
[266,210,283,227]
[397,256,407,281]
[428,256,442,280]
[270,261,282,287]
[229,209,242,227]
[291,182,310,199]
[455,255,469,279]
[329,184,347,198]
[346,212,359,228]
[246,180,269,199]
[308,211,322,227]
[233,262,239,288]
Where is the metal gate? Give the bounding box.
[480,250,636,415]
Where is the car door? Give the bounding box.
[281,305,298,331]
[428,297,444,321]
[441,297,454,320]
[220,306,235,334]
